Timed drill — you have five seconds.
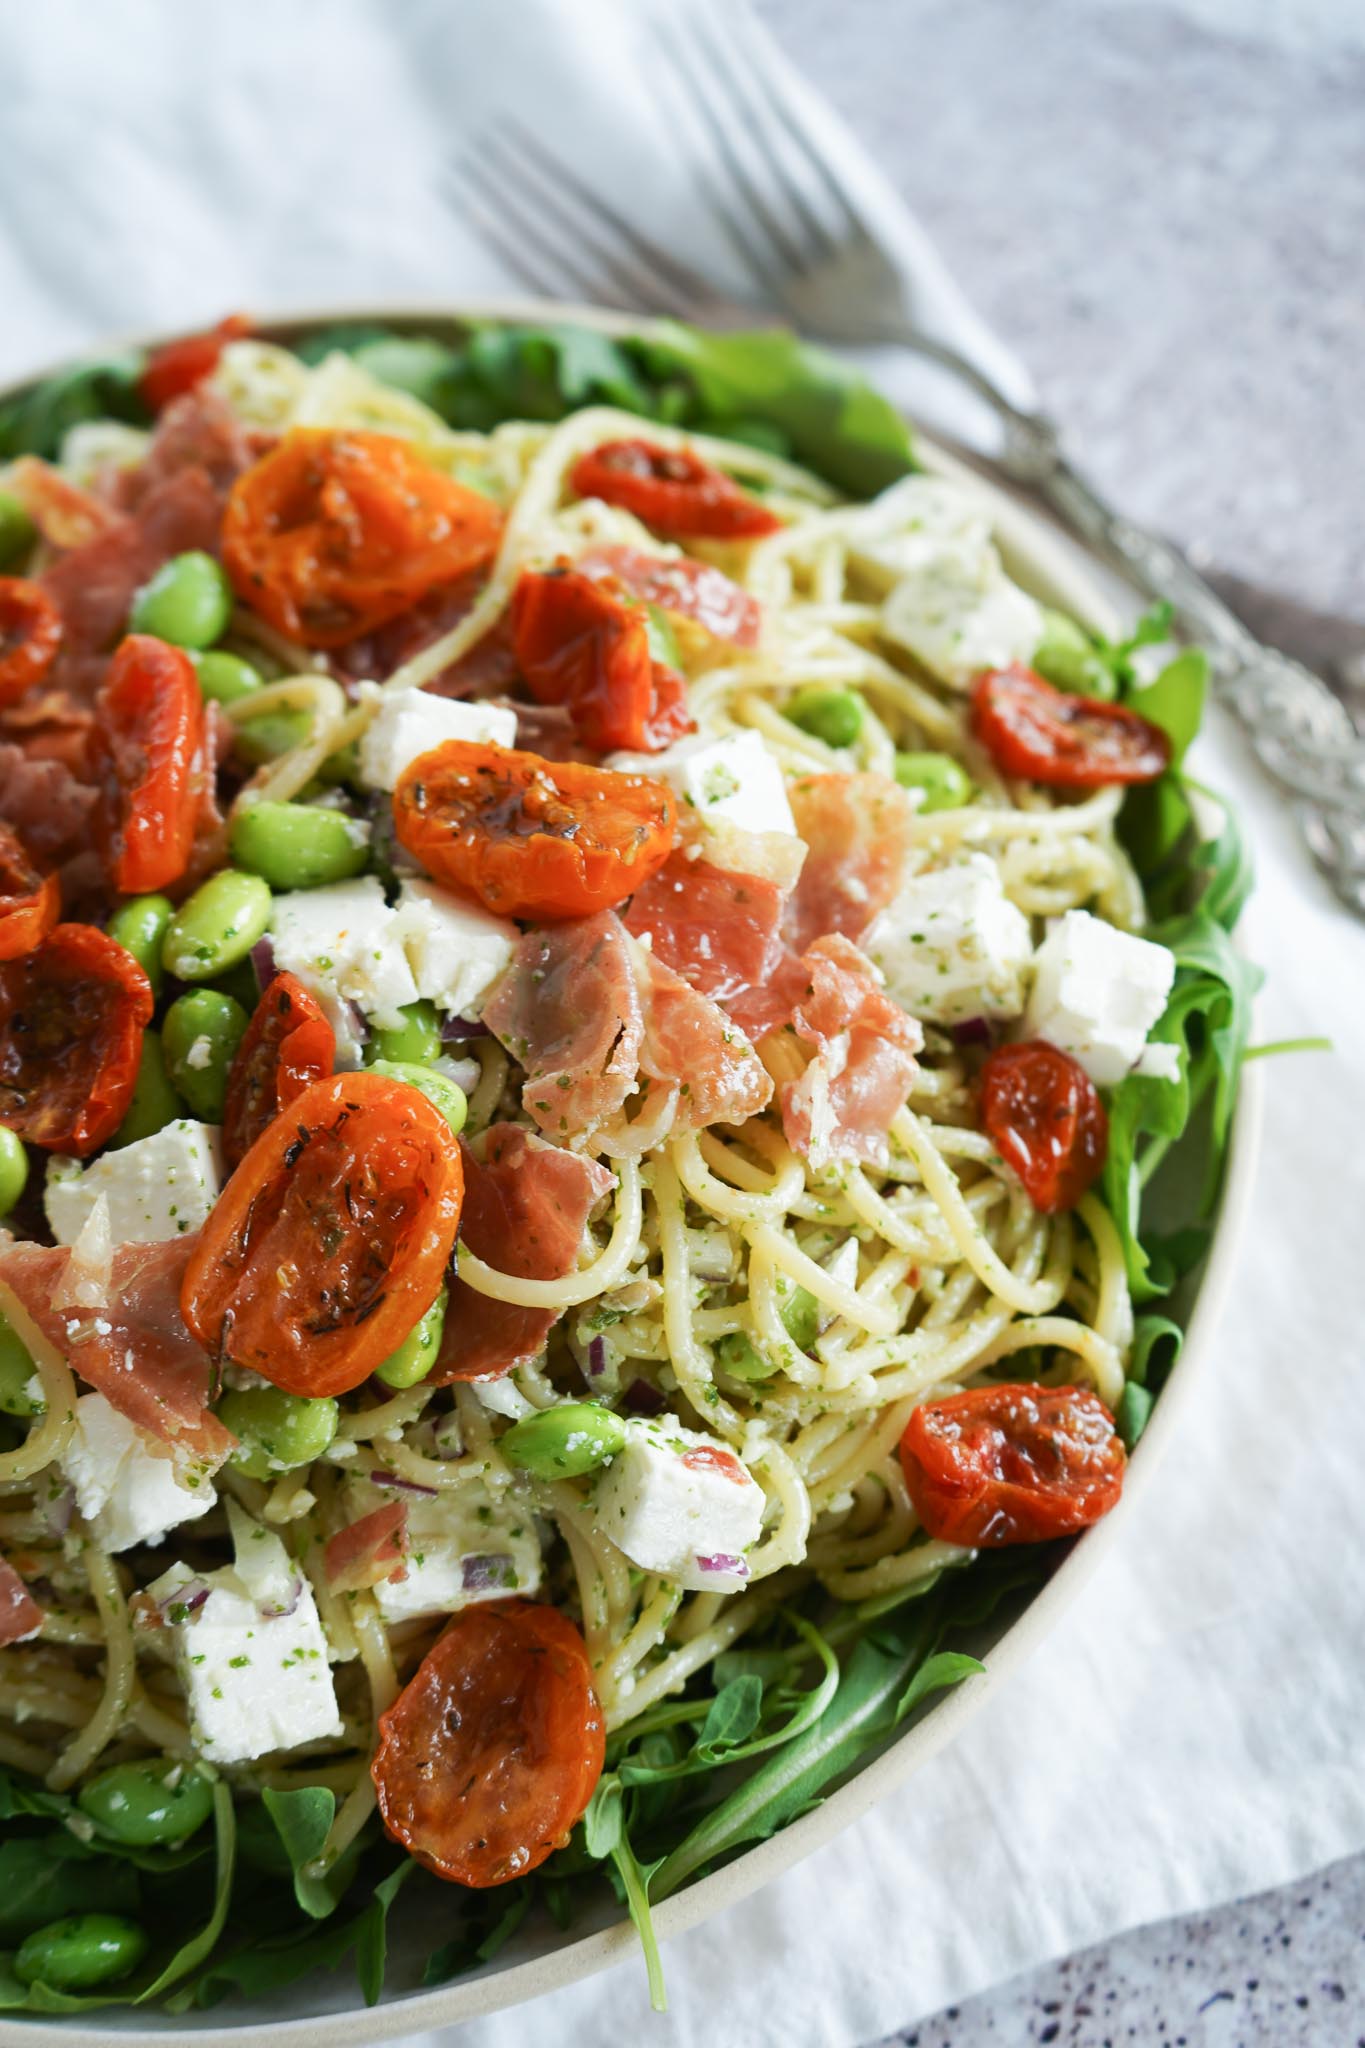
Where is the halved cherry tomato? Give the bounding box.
[971,665,1170,788]
[90,635,206,895]
[222,429,504,647]
[980,1040,1108,1213]
[577,544,762,648]
[394,740,676,921]
[510,566,692,755]
[0,579,62,708]
[139,313,252,413]
[372,1600,604,1887]
[0,924,153,1154]
[0,828,59,962]
[571,438,782,541]
[221,971,336,1168]
[182,1071,461,1396]
[900,1382,1125,1546]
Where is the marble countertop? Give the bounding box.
[755,1,1364,2040]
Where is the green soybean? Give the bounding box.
[376,1288,448,1389]
[0,488,37,571]
[365,1001,442,1067]
[715,1331,772,1383]
[367,1058,467,1137]
[779,1283,821,1352]
[77,1759,214,1847]
[162,991,249,1122]
[130,550,233,650]
[0,1312,42,1418]
[893,751,973,813]
[107,893,175,996]
[501,1400,628,1479]
[108,1031,184,1147]
[193,649,266,707]
[163,869,272,983]
[0,1124,28,1218]
[218,1387,339,1479]
[230,800,369,891]
[15,1914,150,1990]
[233,708,314,765]
[789,687,864,750]
[1032,607,1114,697]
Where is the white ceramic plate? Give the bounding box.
[0,304,1263,2046]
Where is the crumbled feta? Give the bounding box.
[1024,910,1176,1085]
[63,1394,215,1553]
[270,876,419,1062]
[616,731,796,839]
[393,879,517,1021]
[45,1121,225,1248]
[592,1419,766,1592]
[145,1502,341,1764]
[865,855,1033,1024]
[359,688,517,792]
[342,1475,541,1624]
[847,475,996,586]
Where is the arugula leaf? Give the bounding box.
[261,1786,353,1919]
[0,1835,139,1942]
[1115,1381,1154,1449]
[894,1651,984,1723]
[0,351,150,459]
[423,1887,532,1988]
[582,1777,667,2012]
[697,1675,764,1754]
[353,1861,413,2007]
[136,1780,237,2002]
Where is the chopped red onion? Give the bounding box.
[260,1577,303,1620]
[442,1012,491,1042]
[587,1335,608,1378]
[158,1578,211,1621]
[249,938,276,992]
[462,1553,517,1593]
[694,1553,749,1579]
[368,1469,439,1498]
[950,1016,994,1050]
[36,1484,75,1538]
[623,1377,666,1417]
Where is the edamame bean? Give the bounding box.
[367,1058,467,1137]
[108,1031,183,1148]
[779,1283,820,1352]
[789,687,864,750]
[77,1759,214,1846]
[162,991,249,1122]
[230,800,369,891]
[893,751,973,813]
[233,708,313,765]
[501,1400,627,1479]
[163,870,272,983]
[218,1386,339,1479]
[1032,607,1113,697]
[0,1124,28,1218]
[130,550,233,650]
[0,488,37,571]
[107,893,175,996]
[0,1312,43,1418]
[193,650,265,707]
[715,1331,771,1382]
[15,1914,150,1991]
[376,1288,448,1389]
[365,1001,442,1067]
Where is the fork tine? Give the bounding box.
[471,132,678,315]
[724,5,873,253]
[452,151,657,313]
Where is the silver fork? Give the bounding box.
[453,56,1365,914]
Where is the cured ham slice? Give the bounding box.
[435,1124,615,1383]
[781,935,923,1170]
[784,773,913,954]
[624,854,786,1006]
[634,949,771,1133]
[0,745,97,868]
[324,1502,408,1592]
[0,1558,42,1645]
[484,913,644,1142]
[0,1236,234,1475]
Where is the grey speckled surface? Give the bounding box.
[753,1,1365,2040]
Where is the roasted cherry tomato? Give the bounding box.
[222,429,504,647]
[181,1071,463,1397]
[394,740,676,921]
[577,544,762,648]
[510,565,692,755]
[0,828,59,963]
[372,1600,604,1887]
[0,924,153,1154]
[900,1382,1126,1546]
[90,636,206,896]
[570,438,782,541]
[221,971,336,1168]
[139,313,251,412]
[980,1040,1108,1213]
[971,665,1170,788]
[0,578,62,708]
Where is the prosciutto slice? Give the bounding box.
[324,1503,408,1593]
[624,854,786,1007]
[633,949,772,1133]
[784,773,913,954]
[0,1558,42,1646]
[435,1124,615,1383]
[0,1236,234,1474]
[484,914,645,1142]
[781,935,923,1171]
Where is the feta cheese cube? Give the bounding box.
[64,1394,215,1553]
[617,731,797,839]
[393,879,517,1021]
[270,876,419,1060]
[1024,910,1176,1085]
[341,1475,541,1624]
[45,1121,225,1249]
[847,475,995,588]
[865,855,1033,1024]
[359,688,517,792]
[592,1420,767,1592]
[146,1503,341,1764]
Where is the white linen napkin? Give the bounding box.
[0,5,1357,2043]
